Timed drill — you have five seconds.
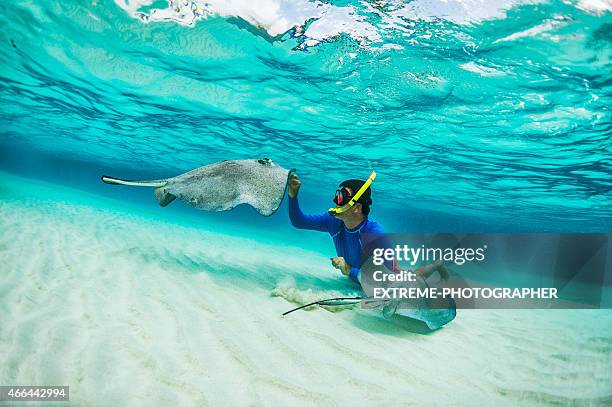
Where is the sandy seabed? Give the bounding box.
[1,173,611,406]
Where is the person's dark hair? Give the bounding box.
[339,179,372,216]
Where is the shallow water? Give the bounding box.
[1,1,611,405]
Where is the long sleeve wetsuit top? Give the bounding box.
[288,195,391,284]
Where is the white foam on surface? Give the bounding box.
[460,61,507,76]
[494,16,572,43]
[574,0,612,14]
[112,0,557,47]
[112,0,612,50]
[384,0,533,25]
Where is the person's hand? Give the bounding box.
[416,260,449,281]
[287,173,301,198]
[331,256,351,276]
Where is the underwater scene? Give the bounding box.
[1,0,611,405]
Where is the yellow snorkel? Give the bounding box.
[328,171,376,216]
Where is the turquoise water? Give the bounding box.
[1,3,612,404]
[0,0,611,231]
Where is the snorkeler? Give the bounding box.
[287,173,448,284]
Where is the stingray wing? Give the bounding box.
[167,159,294,216]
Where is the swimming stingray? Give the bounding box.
[101,158,295,216]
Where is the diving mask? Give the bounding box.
[328,171,376,216]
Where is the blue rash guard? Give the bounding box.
[288,195,390,285]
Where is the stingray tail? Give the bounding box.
[101,175,167,187]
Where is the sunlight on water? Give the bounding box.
[0,0,610,230]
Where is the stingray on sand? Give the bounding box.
[101,158,295,216]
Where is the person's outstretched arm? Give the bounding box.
[287,173,333,232]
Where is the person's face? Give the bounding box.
[334,187,362,218]
[336,203,362,219]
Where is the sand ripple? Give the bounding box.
[1,175,611,406]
